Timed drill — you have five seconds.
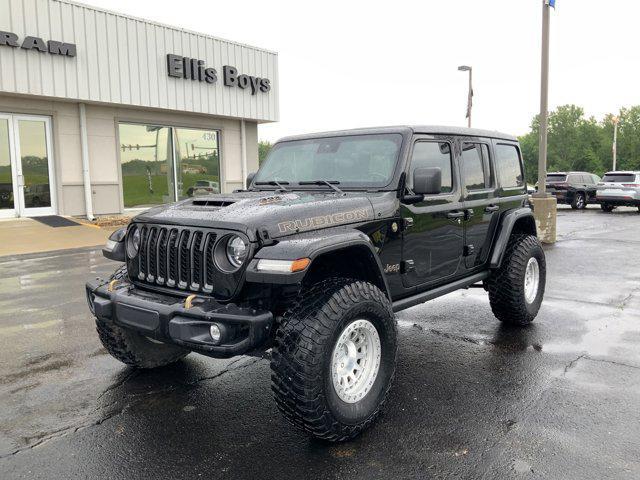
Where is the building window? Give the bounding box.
[174,128,220,200]
[119,123,220,208]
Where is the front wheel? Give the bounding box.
[271,279,397,442]
[487,235,546,326]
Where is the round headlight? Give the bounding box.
[126,226,141,258]
[226,235,248,269]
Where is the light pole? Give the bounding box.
[530,0,557,245]
[458,65,472,128]
[535,0,552,198]
[612,116,619,171]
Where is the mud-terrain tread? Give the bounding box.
[270,278,396,442]
[487,234,545,326]
[95,265,189,369]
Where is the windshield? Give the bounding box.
[546,174,567,182]
[253,134,403,189]
[195,181,211,187]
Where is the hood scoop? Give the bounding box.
[191,198,237,208]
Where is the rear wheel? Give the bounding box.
[487,235,546,326]
[600,203,615,212]
[271,278,397,442]
[571,192,586,209]
[95,266,189,369]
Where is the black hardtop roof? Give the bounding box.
[277,125,518,143]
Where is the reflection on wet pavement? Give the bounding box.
[1,206,639,479]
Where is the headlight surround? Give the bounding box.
[225,235,249,269]
[126,226,141,258]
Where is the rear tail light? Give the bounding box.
[622,184,640,187]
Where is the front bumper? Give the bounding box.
[86,278,273,358]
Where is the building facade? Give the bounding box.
[0,0,278,219]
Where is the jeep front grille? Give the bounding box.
[135,225,217,294]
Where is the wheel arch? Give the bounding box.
[246,229,392,300]
[489,208,537,269]
[302,243,391,299]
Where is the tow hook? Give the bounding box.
[184,294,197,309]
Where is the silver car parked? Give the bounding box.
[596,171,640,212]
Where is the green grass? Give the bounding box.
[123,174,219,208]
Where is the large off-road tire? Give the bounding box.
[600,203,615,212]
[487,234,546,326]
[95,265,189,368]
[571,192,586,209]
[271,278,397,442]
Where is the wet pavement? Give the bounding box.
[1,206,639,479]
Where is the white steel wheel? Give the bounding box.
[331,319,382,403]
[524,257,540,304]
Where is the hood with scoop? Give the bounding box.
[132,190,390,241]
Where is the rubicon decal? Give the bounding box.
[277,208,371,234]
[167,54,271,95]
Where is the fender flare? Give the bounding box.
[245,229,392,299]
[489,208,537,269]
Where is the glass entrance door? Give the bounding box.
[13,115,56,216]
[0,114,18,218]
[0,114,56,218]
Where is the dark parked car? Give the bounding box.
[88,126,545,442]
[544,171,600,209]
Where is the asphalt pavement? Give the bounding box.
[1,206,639,479]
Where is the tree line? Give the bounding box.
[519,104,640,182]
[258,105,640,181]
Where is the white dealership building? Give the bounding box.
[0,0,278,219]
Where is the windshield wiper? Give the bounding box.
[299,180,344,195]
[254,180,290,192]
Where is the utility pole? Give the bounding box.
[535,0,552,197]
[612,116,619,171]
[530,0,557,244]
[458,65,472,128]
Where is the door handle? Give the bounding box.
[485,205,499,213]
[446,211,465,219]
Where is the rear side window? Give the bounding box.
[461,143,491,190]
[495,144,524,188]
[409,142,453,193]
[567,174,581,184]
[602,173,636,183]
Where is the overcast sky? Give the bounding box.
[83,0,640,142]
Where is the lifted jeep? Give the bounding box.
[86,126,545,442]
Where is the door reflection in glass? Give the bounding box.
[0,119,13,210]
[18,120,51,208]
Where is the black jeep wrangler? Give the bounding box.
[86,126,545,442]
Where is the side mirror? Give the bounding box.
[246,172,256,189]
[413,167,442,195]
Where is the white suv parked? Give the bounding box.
[596,171,640,212]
